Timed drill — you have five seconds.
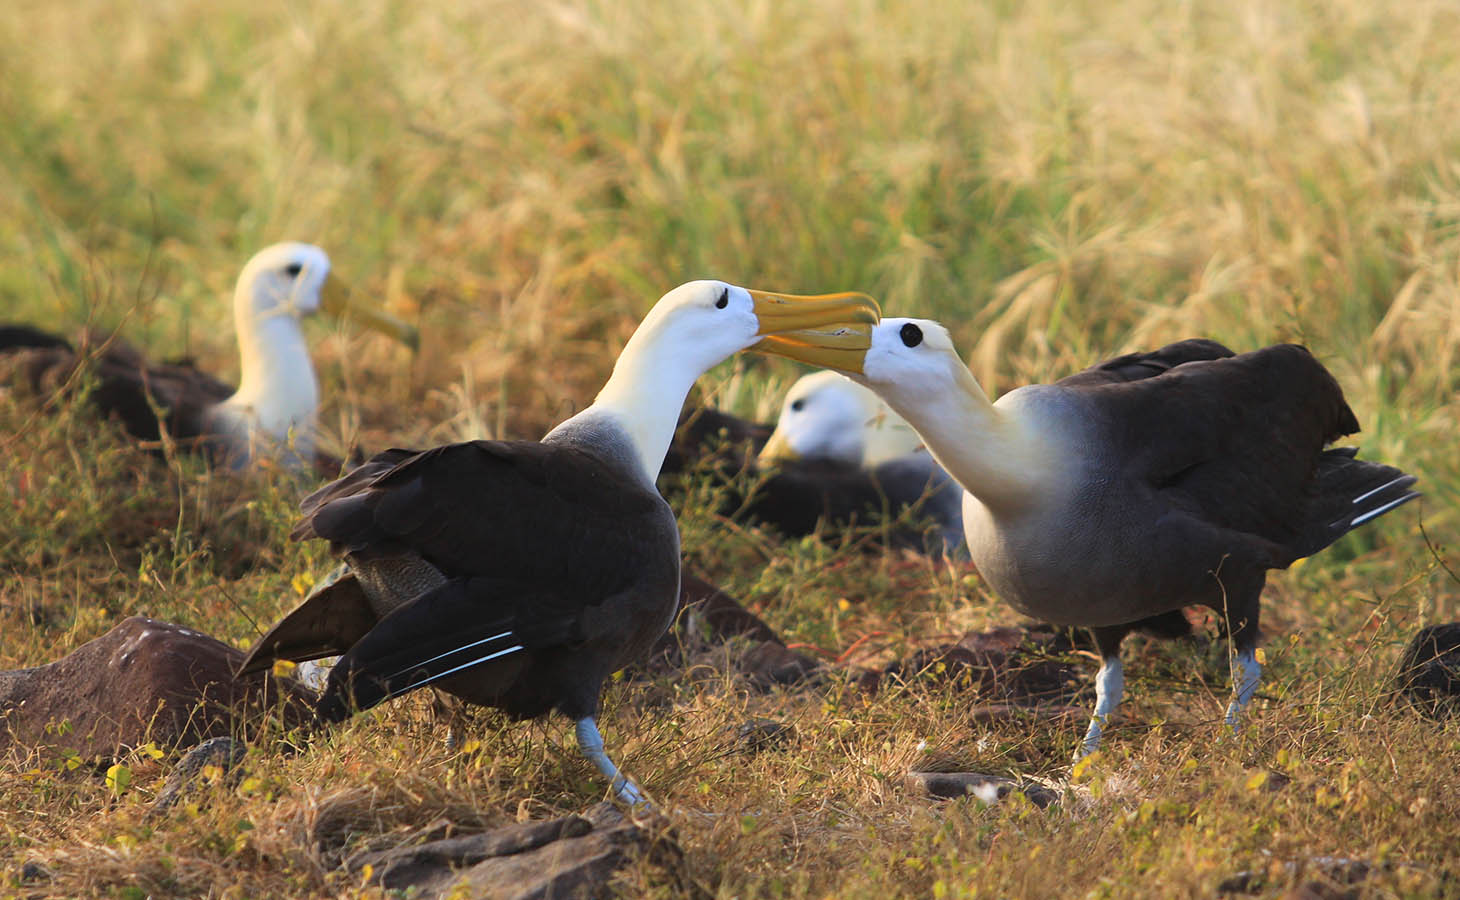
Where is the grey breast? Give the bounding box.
[965,385,1185,626]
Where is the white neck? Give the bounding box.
[222,299,319,458]
[872,365,1048,513]
[567,325,705,485]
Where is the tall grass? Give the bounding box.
[2,0,1459,896]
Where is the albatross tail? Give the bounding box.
[1294,449,1419,560]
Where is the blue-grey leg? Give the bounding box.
[574,717,647,806]
[1223,647,1261,727]
[1078,655,1125,758]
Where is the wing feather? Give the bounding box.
[297,439,677,612]
[1077,344,1361,545]
[317,576,582,721]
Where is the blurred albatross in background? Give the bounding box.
[0,243,418,472]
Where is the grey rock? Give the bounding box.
[149,736,247,816]
[348,815,594,891]
[345,802,685,900]
[736,718,796,753]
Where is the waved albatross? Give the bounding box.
[756,370,965,556]
[0,243,418,471]
[809,321,1418,755]
[238,281,879,802]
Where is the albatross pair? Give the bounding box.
[240,281,879,803]
[246,283,1415,793]
[1,243,417,471]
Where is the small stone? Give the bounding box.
[149,736,248,816]
[19,860,52,883]
[1393,623,1460,719]
[736,719,796,753]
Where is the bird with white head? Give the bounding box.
[812,315,1417,757]
[240,280,880,804]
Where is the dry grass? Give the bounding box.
[2,0,1460,896]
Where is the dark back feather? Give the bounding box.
[1076,343,1363,548]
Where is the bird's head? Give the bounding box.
[811,316,983,425]
[622,280,881,382]
[758,370,884,466]
[235,243,419,349]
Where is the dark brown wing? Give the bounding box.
[295,440,674,584]
[299,439,681,721]
[1056,338,1235,388]
[0,325,236,444]
[236,571,380,676]
[1078,344,1365,550]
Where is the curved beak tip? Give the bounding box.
[321,278,420,351]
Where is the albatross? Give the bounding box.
[0,243,417,471]
[808,320,1418,756]
[238,281,879,802]
[758,370,923,467]
[756,370,965,556]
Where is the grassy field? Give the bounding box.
[3,0,1460,896]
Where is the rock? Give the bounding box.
[861,626,1083,707]
[738,640,821,688]
[345,803,687,900]
[149,736,248,816]
[1393,623,1460,718]
[348,815,594,891]
[736,718,796,753]
[1217,856,1443,897]
[18,860,52,883]
[904,771,1060,808]
[1280,883,1358,900]
[641,574,821,688]
[0,617,313,761]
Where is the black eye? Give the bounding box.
[790,399,805,412]
[284,262,304,278]
[715,288,729,309]
[900,322,923,347]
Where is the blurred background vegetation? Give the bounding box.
[2,0,1458,896]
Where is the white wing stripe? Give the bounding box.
[401,644,525,691]
[1348,492,1418,528]
[386,629,514,681]
[1351,475,1410,506]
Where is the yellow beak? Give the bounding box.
[319,278,421,351]
[747,290,880,375]
[757,428,800,464]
